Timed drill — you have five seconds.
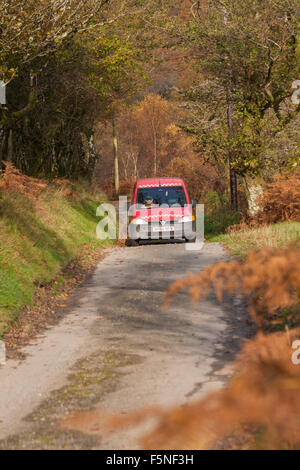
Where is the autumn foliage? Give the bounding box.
[165,245,300,326]
[94,94,222,201]
[101,177,135,199]
[252,173,300,225]
[161,154,222,202]
[0,161,46,199]
[100,328,300,450]
[0,162,81,200]
[156,245,300,449]
[61,328,300,450]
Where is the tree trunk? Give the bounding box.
[151,117,157,177]
[227,84,238,211]
[112,111,119,196]
[87,132,98,180]
[133,157,138,180]
[0,127,5,167]
[7,129,14,163]
[153,131,157,177]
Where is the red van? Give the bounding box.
[127,177,197,245]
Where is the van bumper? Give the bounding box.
[128,221,195,241]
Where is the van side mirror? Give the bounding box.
[191,198,198,208]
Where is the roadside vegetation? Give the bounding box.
[211,222,300,259]
[153,224,300,449]
[0,165,111,337]
[210,172,300,256]
[0,0,299,451]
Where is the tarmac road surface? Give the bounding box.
[0,242,254,449]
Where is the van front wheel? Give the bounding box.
[125,239,139,247]
[185,236,196,243]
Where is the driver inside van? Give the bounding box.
[142,194,157,208]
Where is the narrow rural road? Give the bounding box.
[0,243,253,450]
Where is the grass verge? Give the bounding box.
[204,210,240,239]
[209,221,300,259]
[0,182,113,338]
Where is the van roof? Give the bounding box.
[136,178,184,188]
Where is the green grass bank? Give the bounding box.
[210,221,300,259]
[0,183,112,337]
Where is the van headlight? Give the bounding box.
[181,216,195,223]
[131,218,147,225]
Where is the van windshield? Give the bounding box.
[136,186,187,207]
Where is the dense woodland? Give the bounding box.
[0,0,299,209]
[0,1,300,451]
